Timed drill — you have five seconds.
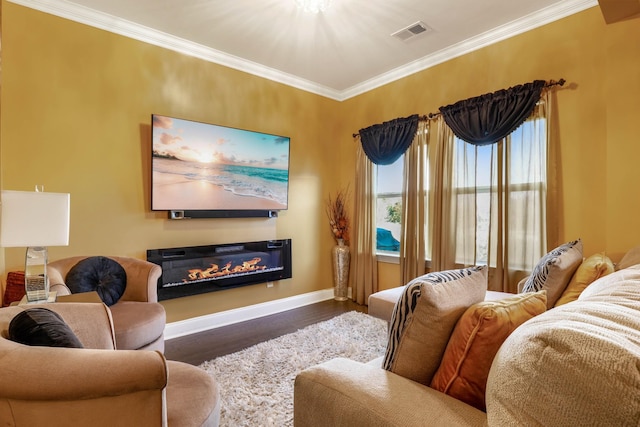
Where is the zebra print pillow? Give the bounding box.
[521,239,583,308]
[382,266,487,385]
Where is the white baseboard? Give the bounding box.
[164,288,335,340]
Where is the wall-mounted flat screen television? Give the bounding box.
[151,114,290,216]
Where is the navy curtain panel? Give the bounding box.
[359,115,419,165]
[439,80,546,146]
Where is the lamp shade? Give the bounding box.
[0,190,70,247]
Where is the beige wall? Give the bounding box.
[2,4,639,312]
[1,2,343,321]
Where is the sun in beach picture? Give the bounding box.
[151,115,290,211]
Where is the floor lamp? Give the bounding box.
[0,189,70,302]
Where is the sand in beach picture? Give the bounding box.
[151,115,290,211]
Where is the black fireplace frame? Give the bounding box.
[147,239,292,301]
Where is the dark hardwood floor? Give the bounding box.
[164,299,367,365]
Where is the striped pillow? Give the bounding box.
[382,266,487,385]
[521,239,583,308]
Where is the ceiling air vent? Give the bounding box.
[391,21,431,42]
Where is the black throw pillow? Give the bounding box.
[9,307,84,348]
[65,256,127,306]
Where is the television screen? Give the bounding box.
[151,114,290,213]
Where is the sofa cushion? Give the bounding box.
[521,239,582,308]
[555,252,614,306]
[578,264,640,302]
[382,266,487,385]
[615,245,640,271]
[368,286,512,323]
[368,287,404,322]
[65,256,127,306]
[294,358,489,427]
[8,307,84,348]
[109,301,166,350]
[430,291,547,410]
[486,288,640,426]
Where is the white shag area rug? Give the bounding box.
[199,310,388,427]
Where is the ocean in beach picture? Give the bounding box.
[151,114,290,212]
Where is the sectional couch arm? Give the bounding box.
[0,303,117,350]
[0,344,167,400]
[294,358,487,427]
[0,342,168,426]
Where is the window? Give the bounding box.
[452,140,494,264]
[452,118,547,269]
[375,155,403,254]
[369,115,545,275]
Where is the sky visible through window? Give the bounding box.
[376,156,403,252]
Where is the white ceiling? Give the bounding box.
[12,0,598,100]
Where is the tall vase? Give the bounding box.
[332,239,350,301]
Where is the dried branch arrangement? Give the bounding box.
[326,187,350,244]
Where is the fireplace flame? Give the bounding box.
[185,257,267,281]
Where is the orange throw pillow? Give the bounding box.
[430,291,547,411]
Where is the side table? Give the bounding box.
[15,291,102,306]
[57,291,102,303]
[16,291,58,306]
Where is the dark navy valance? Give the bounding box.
[358,115,419,165]
[439,80,546,146]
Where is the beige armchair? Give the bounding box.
[0,302,220,426]
[47,256,166,351]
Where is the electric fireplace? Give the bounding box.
[147,239,292,301]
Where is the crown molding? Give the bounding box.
[8,0,344,100]
[341,0,598,100]
[9,0,598,102]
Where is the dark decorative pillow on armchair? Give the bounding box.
[65,256,127,306]
[9,307,84,348]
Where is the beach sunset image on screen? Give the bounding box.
[151,114,290,212]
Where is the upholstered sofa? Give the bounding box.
[0,302,220,427]
[368,287,513,323]
[294,263,640,426]
[47,256,166,351]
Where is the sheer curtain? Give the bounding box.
[353,115,420,304]
[351,143,378,305]
[430,117,457,272]
[439,94,550,292]
[351,81,557,297]
[400,120,429,283]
